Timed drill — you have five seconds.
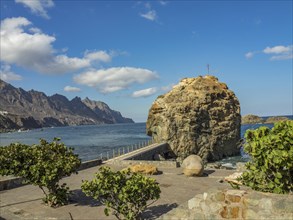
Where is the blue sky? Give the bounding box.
[0,0,292,122]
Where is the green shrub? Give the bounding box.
[81,166,161,220]
[0,138,81,207]
[241,120,293,194]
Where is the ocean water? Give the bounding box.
[0,117,291,162]
[0,123,150,161]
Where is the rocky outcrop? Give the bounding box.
[0,80,134,132]
[242,114,264,124]
[242,115,289,124]
[265,116,289,124]
[0,114,20,132]
[146,75,241,162]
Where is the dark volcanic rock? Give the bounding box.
[82,97,134,124]
[146,75,241,162]
[0,79,134,132]
[0,114,20,132]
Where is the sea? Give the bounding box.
[0,116,292,163]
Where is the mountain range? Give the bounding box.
[0,80,134,132]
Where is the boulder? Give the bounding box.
[128,164,159,175]
[182,155,204,176]
[146,75,241,161]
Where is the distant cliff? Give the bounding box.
[241,114,264,124]
[0,80,134,132]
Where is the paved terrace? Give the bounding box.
[0,162,237,220]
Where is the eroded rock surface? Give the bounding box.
[146,75,241,161]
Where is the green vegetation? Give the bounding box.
[0,138,81,207]
[81,166,161,220]
[241,120,293,194]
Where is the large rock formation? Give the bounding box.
[0,79,134,132]
[146,75,241,162]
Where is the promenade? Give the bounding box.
[0,163,236,220]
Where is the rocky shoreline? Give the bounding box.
[241,114,289,125]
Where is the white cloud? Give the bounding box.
[64,86,81,92]
[74,67,159,93]
[246,45,292,61]
[0,17,113,74]
[84,50,112,63]
[263,45,292,54]
[29,27,42,34]
[140,10,157,21]
[0,64,22,81]
[15,0,54,19]
[131,84,175,98]
[270,54,293,61]
[265,45,293,61]
[245,52,254,59]
[132,87,158,98]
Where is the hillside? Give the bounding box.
[0,80,134,132]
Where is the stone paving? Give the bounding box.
[0,163,236,220]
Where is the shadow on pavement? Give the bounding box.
[70,189,101,207]
[203,169,215,176]
[141,203,178,220]
[177,169,215,177]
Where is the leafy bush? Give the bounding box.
[241,120,293,194]
[0,138,81,206]
[81,166,161,220]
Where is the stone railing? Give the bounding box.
[159,189,293,219]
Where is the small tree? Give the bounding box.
[0,138,81,206]
[81,166,161,220]
[241,120,293,194]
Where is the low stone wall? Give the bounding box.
[0,158,102,191]
[159,189,293,219]
[108,159,179,168]
[78,158,102,170]
[0,176,24,191]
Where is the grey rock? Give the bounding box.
[182,155,204,176]
[188,197,201,209]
